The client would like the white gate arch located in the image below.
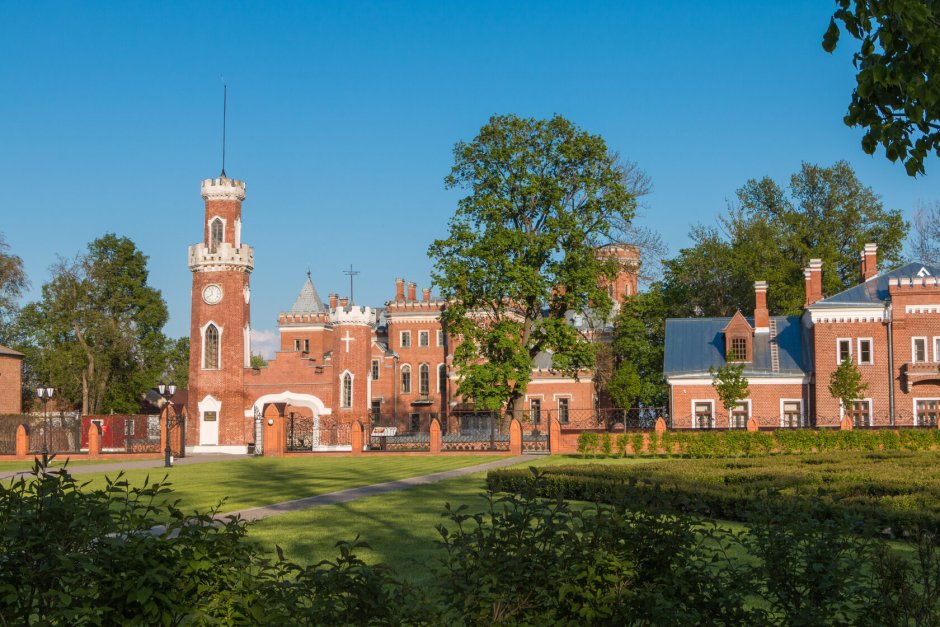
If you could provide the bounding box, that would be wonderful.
[251,391,339,452]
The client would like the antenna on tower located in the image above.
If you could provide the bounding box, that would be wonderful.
[220,76,227,178]
[343,264,360,305]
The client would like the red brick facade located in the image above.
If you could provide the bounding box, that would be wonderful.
[0,347,24,414]
[666,245,940,429]
[186,174,621,453]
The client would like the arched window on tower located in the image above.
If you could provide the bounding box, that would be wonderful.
[438,364,446,393]
[210,218,223,253]
[401,365,411,394]
[419,364,430,396]
[204,324,219,369]
[341,372,352,408]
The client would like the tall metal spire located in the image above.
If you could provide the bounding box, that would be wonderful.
[220,78,227,178]
[343,264,360,305]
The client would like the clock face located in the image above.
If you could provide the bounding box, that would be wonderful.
[203,284,223,305]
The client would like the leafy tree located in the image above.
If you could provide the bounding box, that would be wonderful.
[0,233,27,344]
[908,200,940,266]
[250,353,268,369]
[429,114,637,416]
[823,0,940,175]
[662,162,907,317]
[163,336,190,388]
[828,358,868,414]
[606,290,668,408]
[711,361,750,419]
[16,234,168,414]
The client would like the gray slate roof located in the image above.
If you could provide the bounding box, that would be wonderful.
[664,316,807,377]
[815,262,940,306]
[289,274,327,314]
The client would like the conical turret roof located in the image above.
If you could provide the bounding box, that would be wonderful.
[290,272,327,314]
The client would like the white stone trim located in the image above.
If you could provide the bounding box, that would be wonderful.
[905,304,940,314]
[857,337,874,366]
[667,375,809,386]
[208,215,227,247]
[399,330,412,348]
[339,369,354,408]
[197,395,221,446]
[934,337,940,363]
[385,314,442,323]
[727,398,751,428]
[278,325,330,332]
[200,321,223,370]
[251,391,331,416]
[437,362,445,394]
[913,397,940,427]
[913,336,929,363]
[201,177,246,201]
[779,398,804,428]
[244,325,251,368]
[400,363,412,393]
[836,337,852,364]
[528,376,594,384]
[234,217,242,248]
[809,307,885,323]
[838,398,873,421]
[691,399,715,429]
[187,445,249,455]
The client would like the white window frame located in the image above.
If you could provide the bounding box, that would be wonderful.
[779,398,804,428]
[400,364,412,394]
[340,370,354,408]
[200,321,223,370]
[208,215,227,251]
[913,337,928,363]
[692,399,715,429]
[437,363,446,394]
[418,363,430,396]
[857,338,874,365]
[729,399,751,429]
[934,337,940,363]
[437,329,444,347]
[553,394,572,424]
[836,338,852,364]
[913,398,940,426]
[418,330,430,347]
[371,359,380,380]
[527,394,545,425]
[839,398,873,423]
[400,330,411,348]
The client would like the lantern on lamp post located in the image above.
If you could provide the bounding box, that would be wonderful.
[36,386,54,455]
[158,382,178,468]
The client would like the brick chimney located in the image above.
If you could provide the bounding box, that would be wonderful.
[422,287,431,302]
[329,293,338,309]
[407,282,417,301]
[860,243,878,282]
[753,281,769,333]
[339,296,349,308]
[395,278,404,301]
[804,259,823,307]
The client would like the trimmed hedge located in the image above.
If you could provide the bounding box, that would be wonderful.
[487,451,940,535]
[576,428,940,458]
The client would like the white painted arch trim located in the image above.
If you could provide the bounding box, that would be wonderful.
[251,391,332,416]
[200,320,223,370]
[667,376,809,386]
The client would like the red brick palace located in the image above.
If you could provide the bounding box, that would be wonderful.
[186,174,637,453]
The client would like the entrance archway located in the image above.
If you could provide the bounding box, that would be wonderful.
[251,392,341,453]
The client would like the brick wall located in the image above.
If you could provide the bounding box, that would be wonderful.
[0,354,22,414]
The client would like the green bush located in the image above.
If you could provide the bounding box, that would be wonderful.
[615,433,629,457]
[630,432,645,455]
[576,432,599,457]
[599,432,613,456]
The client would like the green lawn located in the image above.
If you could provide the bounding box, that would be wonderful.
[75,455,509,513]
[0,456,143,471]
[246,454,666,584]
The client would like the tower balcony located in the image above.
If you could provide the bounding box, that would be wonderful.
[189,242,254,272]
[902,362,940,392]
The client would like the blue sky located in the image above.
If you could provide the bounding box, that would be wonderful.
[1,1,936,356]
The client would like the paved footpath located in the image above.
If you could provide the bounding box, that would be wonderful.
[0,453,250,481]
[223,455,529,522]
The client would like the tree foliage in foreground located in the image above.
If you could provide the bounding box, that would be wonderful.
[605,290,668,408]
[829,357,869,414]
[824,0,940,176]
[711,361,750,416]
[661,161,906,317]
[430,114,637,414]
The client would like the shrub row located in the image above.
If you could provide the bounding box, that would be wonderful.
[488,451,940,536]
[575,427,940,458]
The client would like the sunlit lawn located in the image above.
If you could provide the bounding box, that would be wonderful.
[0,456,145,471]
[74,455,509,513]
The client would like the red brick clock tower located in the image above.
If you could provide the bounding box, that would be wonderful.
[187,176,254,453]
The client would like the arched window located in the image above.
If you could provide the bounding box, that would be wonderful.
[401,365,411,394]
[419,364,430,395]
[210,218,223,253]
[341,372,352,408]
[438,364,446,393]
[204,324,219,369]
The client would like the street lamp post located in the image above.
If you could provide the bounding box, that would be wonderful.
[36,386,54,456]
[158,382,178,468]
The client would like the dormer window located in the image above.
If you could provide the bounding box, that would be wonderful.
[729,337,748,362]
[722,311,753,362]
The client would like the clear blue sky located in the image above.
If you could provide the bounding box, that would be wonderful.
[1,1,936,356]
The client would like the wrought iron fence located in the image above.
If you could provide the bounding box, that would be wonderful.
[287,415,352,451]
[29,415,82,454]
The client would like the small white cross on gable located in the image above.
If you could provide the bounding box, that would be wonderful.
[342,330,355,353]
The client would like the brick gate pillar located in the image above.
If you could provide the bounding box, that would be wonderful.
[351,420,364,455]
[509,418,522,455]
[429,418,442,454]
[15,424,29,459]
[87,422,102,458]
[549,418,561,455]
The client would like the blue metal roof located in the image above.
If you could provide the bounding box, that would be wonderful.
[815,262,940,306]
[664,315,807,376]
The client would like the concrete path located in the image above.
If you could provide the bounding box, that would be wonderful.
[223,455,529,522]
[0,453,250,481]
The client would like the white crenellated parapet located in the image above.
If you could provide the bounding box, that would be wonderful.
[330,305,376,327]
[189,242,254,272]
[201,177,246,202]
[890,276,940,288]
